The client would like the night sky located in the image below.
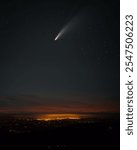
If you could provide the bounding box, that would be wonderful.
[0,0,120,113]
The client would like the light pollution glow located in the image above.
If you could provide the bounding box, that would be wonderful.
[36,114,81,121]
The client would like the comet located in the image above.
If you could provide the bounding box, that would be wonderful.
[55,31,63,41]
[54,26,67,41]
[54,18,77,41]
[54,15,82,41]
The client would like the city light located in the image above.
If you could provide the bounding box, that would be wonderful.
[36,114,81,121]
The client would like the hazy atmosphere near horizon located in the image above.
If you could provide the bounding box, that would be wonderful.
[0,0,120,114]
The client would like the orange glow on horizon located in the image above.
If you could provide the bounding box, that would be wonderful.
[36,114,81,121]
[0,103,119,114]
[0,96,119,114]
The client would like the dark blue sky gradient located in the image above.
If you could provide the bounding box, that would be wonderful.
[0,0,120,113]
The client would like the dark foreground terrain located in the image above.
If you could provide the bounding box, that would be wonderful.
[0,113,119,150]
